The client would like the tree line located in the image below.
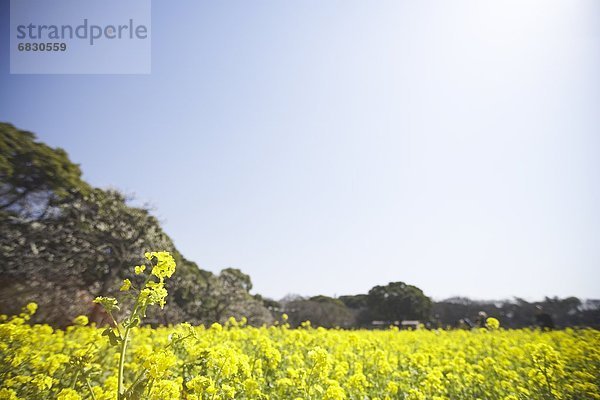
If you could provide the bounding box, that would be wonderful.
[270,290,600,330]
[1,122,598,329]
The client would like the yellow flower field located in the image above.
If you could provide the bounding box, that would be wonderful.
[2,254,598,399]
[1,308,599,400]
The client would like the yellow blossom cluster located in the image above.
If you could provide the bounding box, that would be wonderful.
[145,251,176,282]
[1,307,599,399]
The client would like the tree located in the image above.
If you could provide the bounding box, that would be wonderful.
[282,295,355,328]
[197,268,272,325]
[0,188,191,325]
[339,294,368,309]
[0,122,90,218]
[431,296,598,329]
[367,282,431,322]
[338,294,371,327]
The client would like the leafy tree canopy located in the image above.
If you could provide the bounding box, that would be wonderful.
[0,123,90,217]
[367,281,432,322]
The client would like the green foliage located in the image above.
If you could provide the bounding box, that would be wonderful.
[433,296,600,329]
[174,267,273,326]
[283,295,355,328]
[0,122,90,217]
[367,281,432,322]
[338,294,368,309]
[0,188,179,324]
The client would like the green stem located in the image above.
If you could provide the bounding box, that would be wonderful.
[117,272,154,398]
[84,374,98,400]
[210,359,228,400]
[304,364,316,399]
[118,325,132,398]
[107,310,123,339]
[70,369,80,389]
[146,378,155,397]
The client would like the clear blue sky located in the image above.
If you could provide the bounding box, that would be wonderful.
[1,0,599,301]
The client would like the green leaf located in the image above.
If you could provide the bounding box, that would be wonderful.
[102,327,121,347]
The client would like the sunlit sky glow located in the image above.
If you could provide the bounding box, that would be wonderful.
[1,0,599,300]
